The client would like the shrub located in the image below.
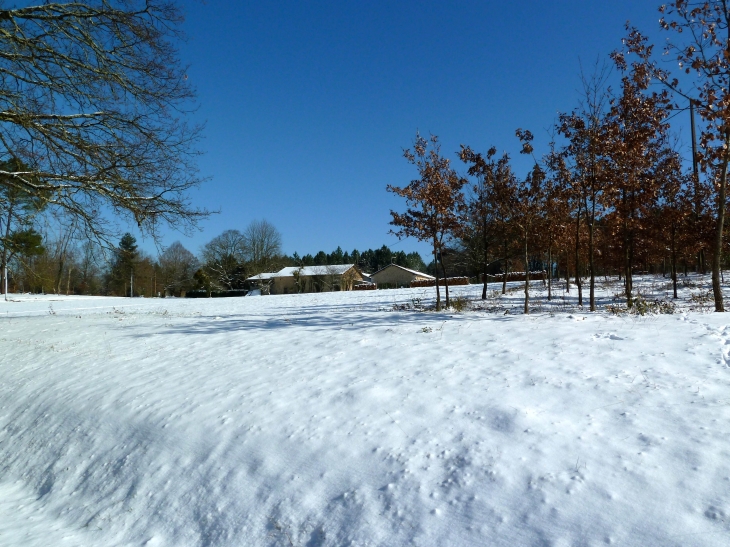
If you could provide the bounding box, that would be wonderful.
[607,294,676,315]
[449,295,470,312]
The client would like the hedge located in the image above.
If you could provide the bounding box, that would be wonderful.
[186,289,248,298]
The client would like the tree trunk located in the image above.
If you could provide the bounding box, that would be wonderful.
[481,216,488,300]
[588,214,596,311]
[523,229,529,314]
[433,239,441,311]
[1,204,13,296]
[501,231,508,294]
[671,224,678,299]
[439,253,450,308]
[502,261,508,294]
[700,248,706,275]
[56,256,65,295]
[575,211,582,306]
[712,147,729,312]
[624,223,633,308]
[547,245,552,301]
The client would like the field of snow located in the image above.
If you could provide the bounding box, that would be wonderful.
[1,276,730,546]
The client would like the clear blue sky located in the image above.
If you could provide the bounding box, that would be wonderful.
[148,0,671,260]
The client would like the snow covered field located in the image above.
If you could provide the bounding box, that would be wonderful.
[1,277,730,546]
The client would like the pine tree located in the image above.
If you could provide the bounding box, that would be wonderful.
[107,233,138,296]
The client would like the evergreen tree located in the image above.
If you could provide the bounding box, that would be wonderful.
[350,249,362,269]
[0,158,45,294]
[329,246,344,263]
[107,233,138,296]
[405,252,426,272]
[313,251,327,265]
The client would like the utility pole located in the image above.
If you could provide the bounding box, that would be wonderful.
[3,263,7,301]
[130,270,134,298]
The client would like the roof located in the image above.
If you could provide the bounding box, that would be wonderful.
[371,263,435,280]
[276,265,355,277]
[246,264,357,282]
[246,272,278,281]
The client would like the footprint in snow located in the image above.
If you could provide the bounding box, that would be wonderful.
[592,333,624,341]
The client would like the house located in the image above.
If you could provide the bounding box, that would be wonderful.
[244,272,279,295]
[245,264,364,295]
[369,264,434,288]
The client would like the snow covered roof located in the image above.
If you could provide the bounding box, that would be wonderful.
[371,263,434,279]
[275,265,355,277]
[246,272,278,281]
[247,264,357,282]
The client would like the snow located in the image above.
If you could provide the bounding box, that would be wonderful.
[1,277,730,546]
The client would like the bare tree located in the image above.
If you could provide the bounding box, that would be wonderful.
[0,1,207,243]
[201,230,246,290]
[49,217,78,295]
[159,241,198,295]
[243,219,282,275]
[77,239,103,294]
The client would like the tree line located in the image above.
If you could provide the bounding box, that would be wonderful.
[389,2,730,313]
[1,212,428,296]
[288,246,426,274]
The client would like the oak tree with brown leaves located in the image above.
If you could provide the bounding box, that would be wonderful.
[620,0,730,311]
[458,145,513,299]
[604,52,671,307]
[388,133,466,310]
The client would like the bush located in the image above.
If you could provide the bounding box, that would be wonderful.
[449,295,470,312]
[606,294,676,315]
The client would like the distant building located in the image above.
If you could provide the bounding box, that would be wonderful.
[246,265,364,295]
[369,264,434,288]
